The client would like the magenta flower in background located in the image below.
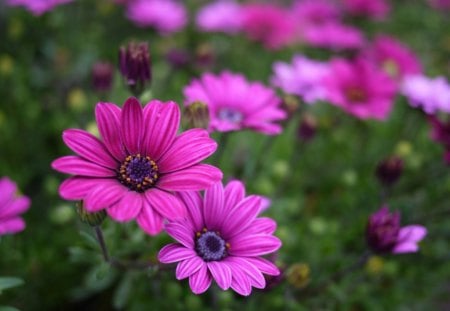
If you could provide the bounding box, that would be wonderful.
[292,0,341,26]
[52,97,222,235]
[366,206,427,254]
[196,0,243,34]
[302,22,365,50]
[6,0,72,15]
[125,0,187,35]
[401,75,450,114]
[240,3,298,50]
[342,0,390,20]
[0,177,30,236]
[323,57,397,120]
[271,55,330,104]
[427,0,450,10]
[428,115,450,164]
[183,71,286,135]
[363,35,422,80]
[158,181,281,295]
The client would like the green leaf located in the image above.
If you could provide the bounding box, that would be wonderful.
[113,273,133,309]
[0,277,24,294]
[0,306,21,311]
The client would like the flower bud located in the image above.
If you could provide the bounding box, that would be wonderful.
[298,113,317,142]
[375,155,403,186]
[183,101,210,130]
[76,201,107,226]
[165,48,190,69]
[286,263,310,289]
[119,42,151,95]
[366,206,400,253]
[92,61,114,92]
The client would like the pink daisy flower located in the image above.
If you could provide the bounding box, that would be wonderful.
[342,0,390,20]
[323,57,397,120]
[0,177,30,236]
[363,35,422,80]
[240,3,298,50]
[125,0,187,35]
[183,71,287,135]
[6,0,72,16]
[271,54,330,104]
[292,0,341,28]
[366,206,427,254]
[158,181,281,295]
[302,22,365,50]
[196,0,243,34]
[52,97,222,235]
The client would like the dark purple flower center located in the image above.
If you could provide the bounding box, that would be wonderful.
[117,154,158,192]
[218,108,243,124]
[195,229,229,262]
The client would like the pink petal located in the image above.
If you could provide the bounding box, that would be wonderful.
[207,261,232,290]
[62,129,117,169]
[158,243,196,263]
[221,195,262,238]
[0,178,16,206]
[245,257,280,276]
[157,164,223,191]
[83,180,124,212]
[226,257,265,289]
[176,256,204,280]
[229,265,252,296]
[203,182,224,231]
[107,191,143,222]
[0,197,30,219]
[143,101,180,160]
[243,218,277,235]
[189,264,212,294]
[52,156,116,177]
[177,191,204,232]
[0,218,25,235]
[137,205,164,235]
[121,97,143,155]
[58,177,112,200]
[223,180,245,214]
[158,129,217,173]
[95,102,127,161]
[165,221,195,248]
[229,234,281,257]
[144,188,186,221]
[393,225,427,254]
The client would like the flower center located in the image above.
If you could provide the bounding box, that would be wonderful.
[117,154,158,192]
[195,229,229,262]
[345,87,367,103]
[218,108,243,124]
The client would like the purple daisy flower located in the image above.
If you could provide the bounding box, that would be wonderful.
[6,0,72,16]
[158,180,281,296]
[183,71,287,135]
[0,177,30,236]
[52,97,222,235]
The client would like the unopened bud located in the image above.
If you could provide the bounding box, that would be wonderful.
[183,101,210,130]
[298,114,317,142]
[92,61,114,92]
[76,201,107,226]
[375,156,403,186]
[119,42,151,96]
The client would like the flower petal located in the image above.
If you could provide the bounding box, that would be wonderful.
[229,234,281,257]
[158,244,196,263]
[221,195,262,238]
[229,264,252,296]
[189,264,212,294]
[157,164,222,191]
[58,177,111,200]
[0,178,16,206]
[245,257,280,276]
[177,191,204,232]
[176,256,204,280]
[52,156,116,177]
[83,180,124,212]
[223,180,245,213]
[95,102,127,160]
[0,197,30,219]
[226,257,265,289]
[243,217,277,235]
[207,261,232,290]
[393,225,427,254]
[121,97,143,154]
[203,181,224,231]
[143,101,180,160]
[158,129,217,173]
[62,129,117,169]
[0,218,25,235]
[165,221,194,248]
[144,188,186,221]
[137,205,164,235]
[107,191,143,222]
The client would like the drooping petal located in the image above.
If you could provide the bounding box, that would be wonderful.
[144,188,186,221]
[245,257,280,276]
[143,101,180,160]
[62,129,117,169]
[0,218,25,235]
[226,257,265,289]
[58,177,112,200]
[52,156,116,177]
[158,129,217,173]
[137,205,164,235]
[158,243,196,263]
[223,180,245,213]
[95,102,127,160]
[107,191,143,222]
[228,234,282,257]
[221,195,262,238]
[165,221,195,248]
[189,264,212,294]
[83,180,125,212]
[207,261,232,290]
[203,181,224,230]
[176,256,204,280]
[177,191,204,232]
[157,164,223,191]
[121,97,143,154]
[229,264,252,296]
